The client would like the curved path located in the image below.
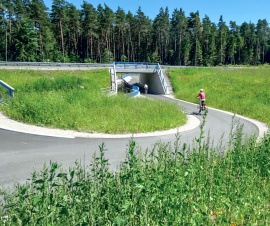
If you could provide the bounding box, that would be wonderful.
[0,94,268,189]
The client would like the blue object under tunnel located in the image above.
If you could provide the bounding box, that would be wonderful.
[122,74,140,97]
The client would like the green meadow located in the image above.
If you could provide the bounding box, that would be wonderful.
[0,69,186,133]
[168,67,270,125]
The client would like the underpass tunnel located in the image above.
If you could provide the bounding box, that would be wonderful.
[118,72,166,95]
[139,72,165,94]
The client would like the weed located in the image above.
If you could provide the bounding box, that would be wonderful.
[1,122,270,224]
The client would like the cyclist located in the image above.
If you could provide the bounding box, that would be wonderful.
[196,89,206,110]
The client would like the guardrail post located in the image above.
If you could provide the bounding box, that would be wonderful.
[0,80,15,98]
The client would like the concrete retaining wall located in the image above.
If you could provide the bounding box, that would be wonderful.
[139,72,165,94]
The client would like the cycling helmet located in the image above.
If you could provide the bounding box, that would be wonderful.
[200,89,203,92]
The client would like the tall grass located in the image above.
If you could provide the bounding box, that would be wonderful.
[1,115,270,225]
[168,68,270,125]
[0,69,186,133]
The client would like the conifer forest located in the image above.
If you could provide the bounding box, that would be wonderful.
[0,0,270,66]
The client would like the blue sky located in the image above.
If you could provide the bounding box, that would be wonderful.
[43,0,270,25]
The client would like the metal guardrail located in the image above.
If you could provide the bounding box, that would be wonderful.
[0,62,242,70]
[0,62,111,68]
[114,62,158,70]
[0,80,14,98]
[156,64,167,94]
[113,64,117,93]
[100,87,111,95]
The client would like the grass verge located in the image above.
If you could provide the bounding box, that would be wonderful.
[168,67,270,126]
[0,69,186,133]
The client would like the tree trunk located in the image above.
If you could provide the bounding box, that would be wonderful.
[178,32,182,66]
[174,34,176,52]
[195,39,197,66]
[40,32,44,61]
[127,32,130,62]
[138,31,141,62]
[5,27,7,62]
[90,35,93,62]
[9,14,11,43]
[59,19,65,63]
[113,31,115,61]
[39,24,44,61]
[238,46,241,64]
[256,39,261,63]
[73,25,77,55]
[220,36,222,64]
[86,38,89,59]
[122,30,125,58]
[262,44,265,64]
[160,32,163,64]
[233,46,235,65]
[98,40,101,63]
[106,34,108,50]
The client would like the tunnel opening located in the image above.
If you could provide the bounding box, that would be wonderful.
[117,72,165,95]
[111,62,170,96]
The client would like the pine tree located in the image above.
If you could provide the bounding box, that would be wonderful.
[115,7,126,61]
[67,3,80,60]
[51,0,68,62]
[188,11,202,66]
[202,15,213,66]
[135,7,151,62]
[81,1,98,62]
[126,11,135,62]
[29,0,50,61]
[170,8,187,65]
[12,18,38,61]
[0,0,8,61]
[240,22,256,64]
[182,34,191,65]
[217,16,228,65]
[97,4,114,62]
[153,7,170,64]
[228,21,238,65]
[256,19,269,64]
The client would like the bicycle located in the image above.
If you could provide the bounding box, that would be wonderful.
[197,100,206,114]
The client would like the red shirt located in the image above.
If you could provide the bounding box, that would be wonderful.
[198,92,205,99]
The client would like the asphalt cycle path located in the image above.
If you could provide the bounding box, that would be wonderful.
[0,95,263,189]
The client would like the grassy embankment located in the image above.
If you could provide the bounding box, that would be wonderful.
[168,67,270,125]
[0,69,186,133]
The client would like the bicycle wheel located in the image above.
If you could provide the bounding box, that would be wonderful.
[204,104,207,111]
[198,104,201,113]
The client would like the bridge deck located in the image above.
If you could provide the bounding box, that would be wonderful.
[115,69,155,73]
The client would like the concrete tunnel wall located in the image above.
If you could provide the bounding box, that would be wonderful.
[139,72,165,94]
